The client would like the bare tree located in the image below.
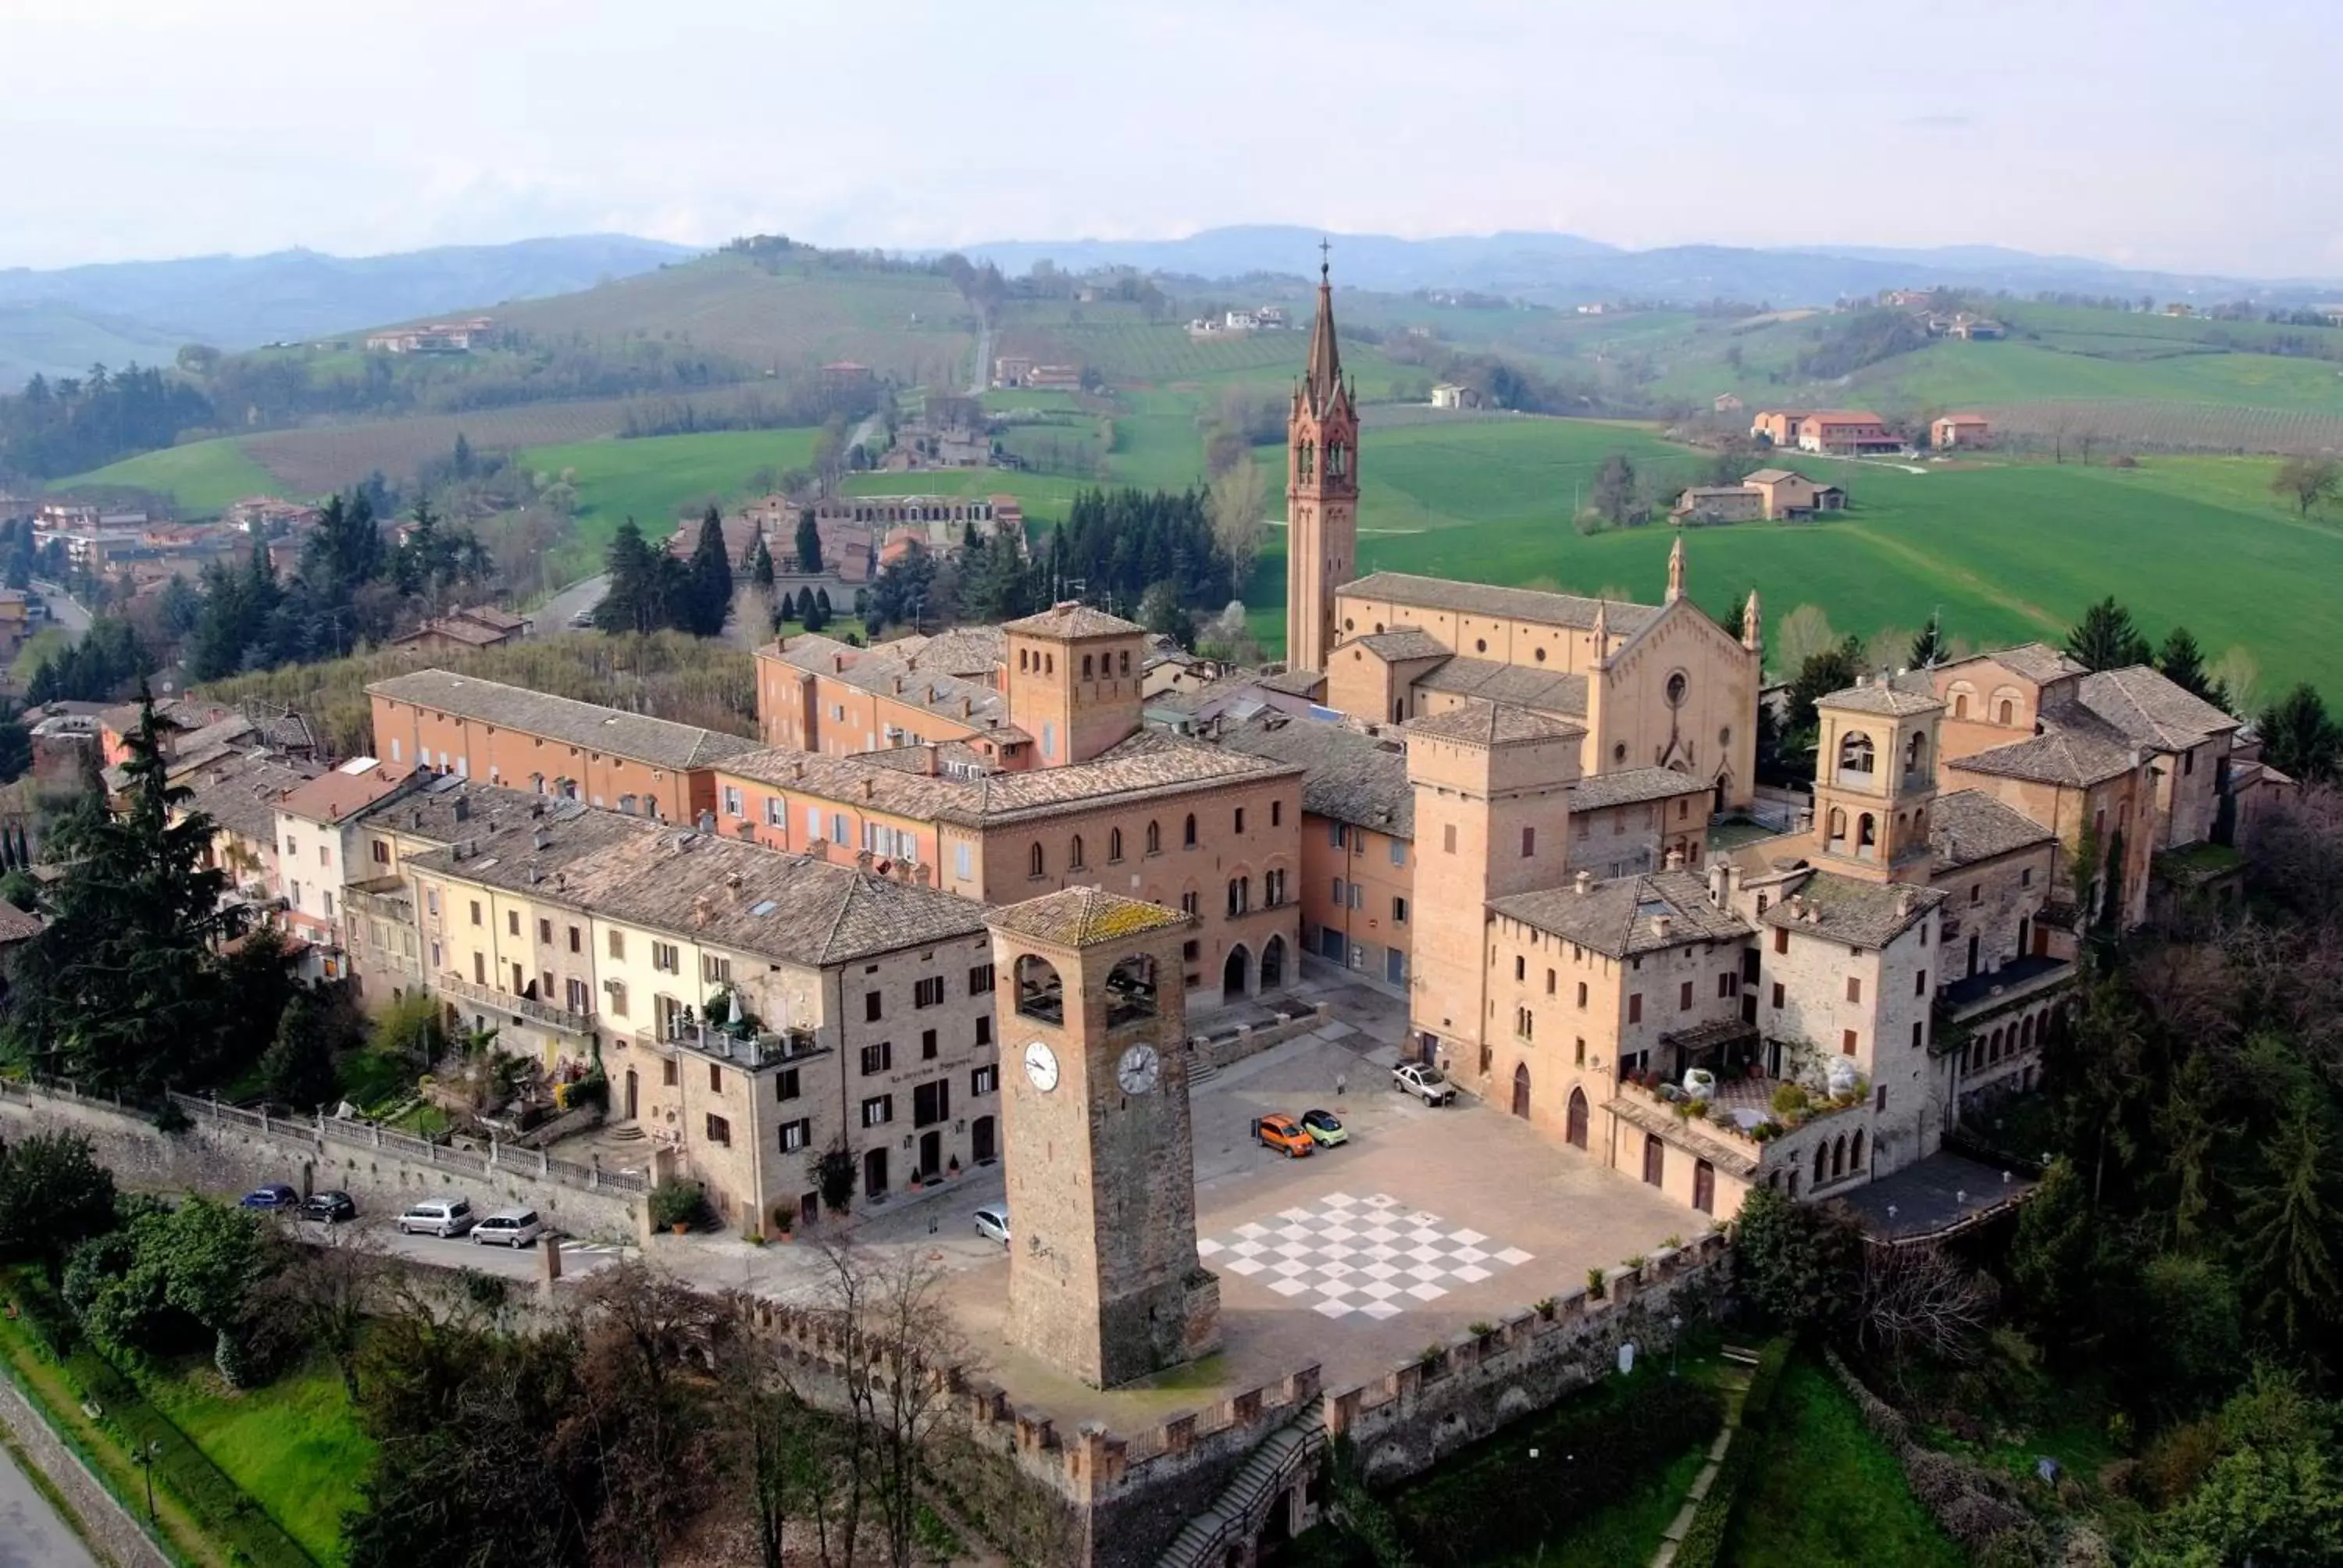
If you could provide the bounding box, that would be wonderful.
[253,1227,390,1399]
[577,1263,731,1568]
[2272,453,2343,517]
[2210,644,2261,719]
[718,1294,843,1568]
[1775,604,1839,671]
[1856,1241,1997,1370]
[1209,460,1269,590]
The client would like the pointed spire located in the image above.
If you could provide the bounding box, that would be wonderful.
[1742,588,1763,652]
[1303,239,1343,415]
[1591,598,1612,669]
[1666,534,1685,604]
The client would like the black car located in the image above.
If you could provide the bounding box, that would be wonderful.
[300,1190,357,1224]
[239,1182,299,1210]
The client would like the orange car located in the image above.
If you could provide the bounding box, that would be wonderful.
[1255,1114,1314,1158]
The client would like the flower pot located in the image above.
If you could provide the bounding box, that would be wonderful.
[670,1221,688,1236]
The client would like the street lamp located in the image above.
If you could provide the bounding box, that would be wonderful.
[132,1438,162,1520]
[1670,1314,1683,1377]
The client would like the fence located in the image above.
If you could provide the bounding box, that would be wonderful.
[169,1092,651,1197]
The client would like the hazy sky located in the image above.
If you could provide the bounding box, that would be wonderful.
[6,0,2339,276]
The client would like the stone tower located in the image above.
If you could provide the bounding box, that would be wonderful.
[1810,679,1945,882]
[1285,251,1358,675]
[988,887,1220,1388]
[1002,601,1147,768]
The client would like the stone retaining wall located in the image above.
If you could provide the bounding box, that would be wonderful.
[0,1373,172,1568]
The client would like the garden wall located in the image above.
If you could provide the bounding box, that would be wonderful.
[0,1081,644,1243]
[0,1373,173,1568]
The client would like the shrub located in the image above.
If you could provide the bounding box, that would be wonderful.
[1656,1336,1790,1568]
[648,1178,708,1231]
[1771,1082,1811,1117]
[1587,1267,1607,1299]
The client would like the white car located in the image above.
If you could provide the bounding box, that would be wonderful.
[1393,1062,1457,1106]
[398,1196,476,1238]
[973,1206,1010,1245]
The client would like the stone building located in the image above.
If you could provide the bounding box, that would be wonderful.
[1285,256,1358,675]
[272,758,418,980]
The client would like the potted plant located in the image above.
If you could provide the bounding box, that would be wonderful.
[947,1154,961,1179]
[773,1207,796,1243]
[649,1178,707,1235]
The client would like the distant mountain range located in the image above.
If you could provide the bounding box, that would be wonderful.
[0,234,698,387]
[950,224,2343,308]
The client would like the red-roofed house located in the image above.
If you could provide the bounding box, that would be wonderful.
[273,758,417,975]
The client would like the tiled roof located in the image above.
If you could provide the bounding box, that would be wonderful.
[1490,868,1749,959]
[1820,677,1943,718]
[1929,789,2056,871]
[1413,657,1589,718]
[0,900,40,944]
[406,814,988,968]
[1743,468,1800,484]
[1254,666,1325,698]
[276,761,412,826]
[1214,716,1414,839]
[177,755,324,846]
[1407,701,1584,747]
[761,636,1007,729]
[2075,668,2238,751]
[1947,642,2085,685]
[1352,629,1452,662]
[987,886,1190,949]
[1567,767,1712,812]
[1762,870,1945,949]
[1951,706,2142,789]
[368,670,758,770]
[720,729,1295,829]
[1341,572,1660,636]
[1003,602,1146,640]
[892,625,1005,679]
[351,774,580,844]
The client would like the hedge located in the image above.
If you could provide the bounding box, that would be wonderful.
[1393,1372,1723,1567]
[1671,1337,1792,1568]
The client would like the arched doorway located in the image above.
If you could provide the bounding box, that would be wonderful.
[1511,1063,1531,1120]
[1260,933,1286,990]
[1566,1088,1589,1149]
[971,1115,996,1164]
[1222,944,1251,1001]
[863,1146,889,1199]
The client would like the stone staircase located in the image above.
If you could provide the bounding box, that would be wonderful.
[1649,1345,1761,1568]
[1155,1413,1326,1567]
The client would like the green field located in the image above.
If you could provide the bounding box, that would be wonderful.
[52,437,282,515]
[1236,415,2343,701]
[518,428,822,572]
[1730,1361,1961,1568]
[137,1351,373,1564]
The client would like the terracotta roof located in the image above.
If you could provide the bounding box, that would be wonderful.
[1945,642,2085,685]
[1490,868,1749,959]
[1743,468,1801,484]
[1819,677,1943,718]
[1214,716,1414,839]
[276,761,412,825]
[1930,789,2056,871]
[2075,668,2238,751]
[1950,707,2142,789]
[1761,870,1945,949]
[368,670,758,771]
[1413,657,1589,718]
[393,615,512,648]
[1341,572,1660,636]
[351,774,587,844]
[761,636,1007,729]
[406,816,988,968]
[987,886,1190,949]
[1407,701,1584,747]
[891,625,1006,679]
[0,901,41,944]
[1567,767,1712,812]
[1003,602,1146,640]
[1351,629,1452,662]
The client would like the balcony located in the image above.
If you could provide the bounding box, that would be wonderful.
[1938,953,2074,1026]
[436,971,597,1036]
[1614,1064,1870,1179]
[638,1019,822,1071]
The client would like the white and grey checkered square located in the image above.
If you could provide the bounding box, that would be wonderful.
[1195,1192,1535,1321]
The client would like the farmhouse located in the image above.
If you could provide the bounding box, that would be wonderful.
[1669,467,1844,525]
[1670,486,1766,524]
[363,315,493,354]
[1748,408,1810,445]
[389,604,530,654]
[1931,414,1992,448]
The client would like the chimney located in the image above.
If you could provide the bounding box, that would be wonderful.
[527,861,543,885]
[1652,913,1673,941]
[1664,846,1685,871]
[453,797,470,823]
[697,810,716,833]
[855,849,875,873]
[693,893,713,928]
[790,761,804,780]
[1895,888,1915,919]
[861,779,875,800]
[1574,869,1593,896]
[1855,672,1870,688]
[725,871,743,889]
[531,827,551,851]
[1706,861,1729,905]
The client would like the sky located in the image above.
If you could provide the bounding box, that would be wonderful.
[5,0,2340,277]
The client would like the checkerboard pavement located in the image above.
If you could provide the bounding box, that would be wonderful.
[1195,1191,1535,1321]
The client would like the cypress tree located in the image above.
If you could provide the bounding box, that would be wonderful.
[687,506,733,637]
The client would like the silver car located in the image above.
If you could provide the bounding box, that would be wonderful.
[398,1196,476,1238]
[973,1206,1010,1245]
[472,1207,546,1248]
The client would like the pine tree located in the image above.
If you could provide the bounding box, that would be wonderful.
[795,509,824,576]
[2156,625,2226,707]
[2065,597,2152,672]
[2258,684,2342,783]
[2236,1095,2343,1352]
[1908,613,1945,669]
[687,506,733,637]
[595,519,663,635]
[776,588,797,623]
[749,536,775,589]
[801,593,829,633]
[815,587,833,616]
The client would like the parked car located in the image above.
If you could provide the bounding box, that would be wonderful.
[1392,1063,1457,1106]
[973,1206,1011,1245]
[1300,1108,1349,1147]
[300,1190,357,1224]
[239,1183,299,1210]
[568,609,596,629]
[1254,1114,1314,1158]
[471,1208,544,1248]
[398,1196,477,1238]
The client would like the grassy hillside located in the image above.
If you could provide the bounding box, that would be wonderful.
[51,436,281,513]
[518,427,822,573]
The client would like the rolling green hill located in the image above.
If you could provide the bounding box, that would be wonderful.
[51,437,283,514]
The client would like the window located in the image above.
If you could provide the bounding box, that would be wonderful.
[708,1062,724,1092]
[1679,981,1694,1011]
[864,992,883,1022]
[861,1041,893,1075]
[975,1015,992,1046]
[1146,821,1161,854]
[704,1114,731,1147]
[1774,927,1788,955]
[968,963,996,995]
[1717,972,1735,998]
[472,951,486,984]
[1842,1028,1858,1055]
[652,942,680,975]
[608,981,629,1017]
[779,1118,810,1153]
[1443,823,1457,854]
[1183,814,1197,848]
[1068,835,1086,871]
[1180,890,1199,917]
[566,925,582,953]
[922,1028,938,1060]
[1227,877,1250,916]
[1029,843,1045,878]
[2020,867,2033,887]
[915,976,946,1009]
[722,786,744,818]
[607,928,627,960]
[566,978,590,1014]
[1914,968,1928,996]
[806,806,822,842]
[1628,993,1642,1024]
[1332,876,1346,906]
[971,1064,998,1096]
[1846,975,1861,1003]
[469,900,483,926]
[372,839,390,866]
[1875,1084,1888,1112]
[1271,800,1282,827]
[508,910,520,937]
[1234,807,1246,834]
[662,1057,678,1087]
[913,1080,951,1128]
[1328,821,1348,849]
[775,1068,801,1102]
[1771,982,1785,1010]
[702,954,733,985]
[831,813,848,846]
[1389,839,1406,867]
[1108,829,1124,862]
[1521,825,1535,857]
[1514,955,1526,982]
[1911,1021,1925,1049]
[1264,868,1287,907]
[1515,1007,1534,1039]
[765,796,785,827]
[1576,981,1589,1007]
[861,1095,893,1128]
[1393,896,1408,924]
[1970,882,1981,905]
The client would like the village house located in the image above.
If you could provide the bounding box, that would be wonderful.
[388,604,531,654]
[364,316,493,354]
[366,669,760,823]
[273,758,418,980]
[1931,414,1992,449]
[1793,411,1903,456]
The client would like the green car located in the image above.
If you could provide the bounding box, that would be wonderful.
[1300,1108,1349,1147]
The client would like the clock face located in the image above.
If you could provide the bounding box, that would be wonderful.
[1022,1040,1060,1092]
[1117,1044,1161,1096]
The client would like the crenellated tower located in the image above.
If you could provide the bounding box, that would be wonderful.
[1286,248,1358,675]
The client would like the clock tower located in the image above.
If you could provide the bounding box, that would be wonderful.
[1285,246,1358,675]
[987,887,1220,1388]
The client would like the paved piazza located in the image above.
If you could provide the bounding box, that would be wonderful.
[1200,1192,1535,1320]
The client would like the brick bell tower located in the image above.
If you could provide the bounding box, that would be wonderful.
[988,887,1220,1388]
[1286,244,1358,675]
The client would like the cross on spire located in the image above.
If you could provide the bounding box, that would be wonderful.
[1319,236,1331,283]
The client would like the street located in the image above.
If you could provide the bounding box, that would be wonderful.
[0,1439,100,1568]
[529,573,607,638]
[363,1217,632,1284]
[29,581,89,636]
